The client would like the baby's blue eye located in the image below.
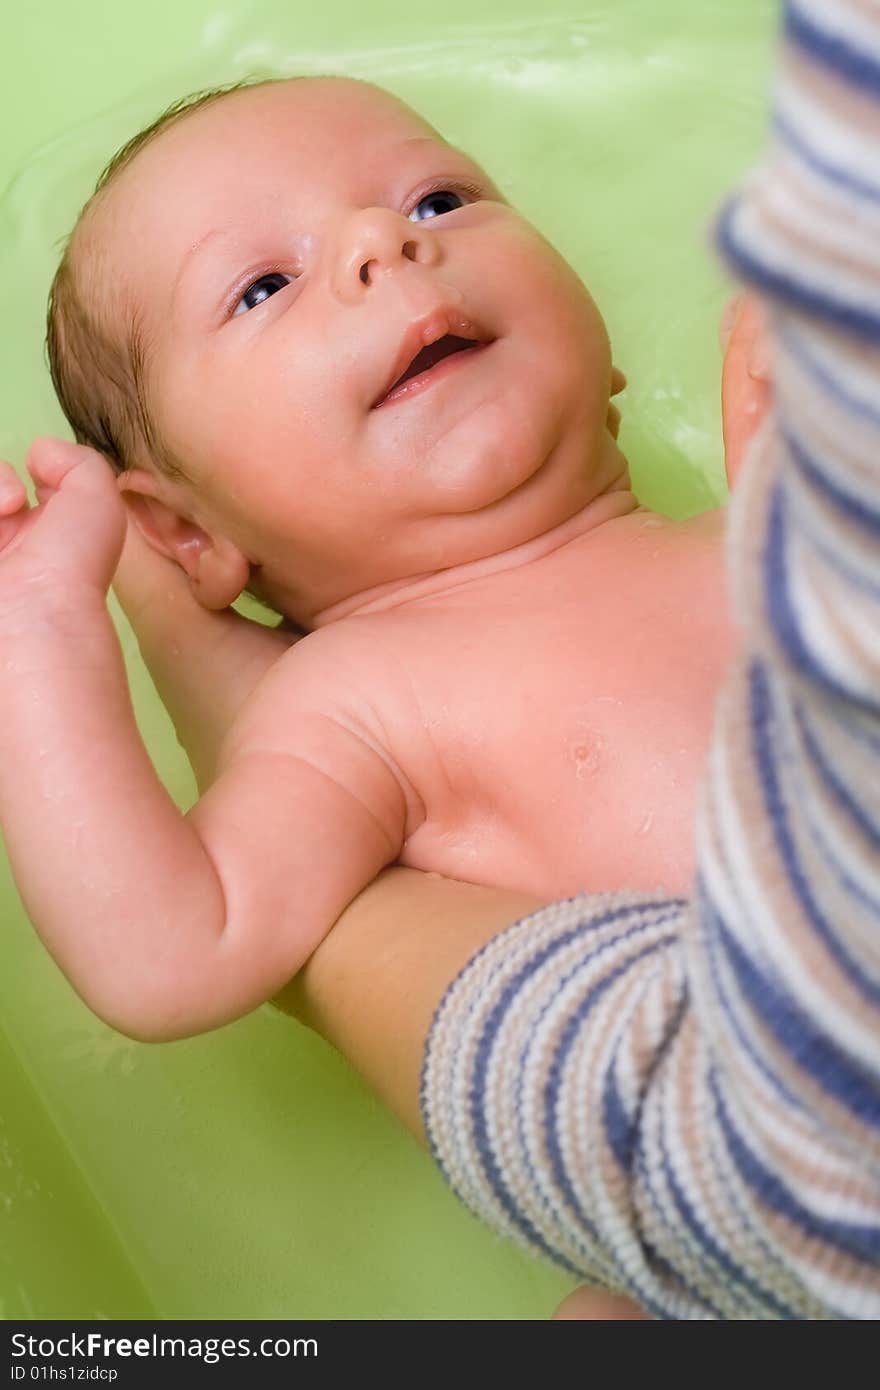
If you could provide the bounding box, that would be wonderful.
[233,272,292,317]
[408,189,466,222]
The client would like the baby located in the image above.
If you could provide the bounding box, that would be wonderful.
[0,75,765,1042]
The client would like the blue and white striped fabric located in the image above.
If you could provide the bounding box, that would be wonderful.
[420,0,880,1319]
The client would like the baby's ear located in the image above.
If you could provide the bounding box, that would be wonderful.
[117,469,250,610]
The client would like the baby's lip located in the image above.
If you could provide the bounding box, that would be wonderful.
[370,307,494,410]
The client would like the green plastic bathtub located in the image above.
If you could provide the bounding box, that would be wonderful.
[0,0,775,1319]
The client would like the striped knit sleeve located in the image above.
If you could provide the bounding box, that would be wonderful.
[420,0,880,1319]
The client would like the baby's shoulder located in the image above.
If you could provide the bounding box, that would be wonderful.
[222,614,406,758]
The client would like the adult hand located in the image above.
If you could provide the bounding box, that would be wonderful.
[719,292,772,488]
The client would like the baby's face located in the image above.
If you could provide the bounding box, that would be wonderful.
[100,77,619,623]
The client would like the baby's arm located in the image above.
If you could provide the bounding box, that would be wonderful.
[0,440,406,1042]
[112,518,298,791]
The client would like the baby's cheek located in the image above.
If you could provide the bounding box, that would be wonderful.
[532,257,612,417]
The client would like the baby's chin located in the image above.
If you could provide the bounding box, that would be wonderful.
[424,403,623,524]
[415,437,548,518]
[382,428,631,578]
[388,382,571,515]
[250,410,627,624]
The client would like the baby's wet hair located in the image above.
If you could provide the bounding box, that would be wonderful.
[45,74,300,481]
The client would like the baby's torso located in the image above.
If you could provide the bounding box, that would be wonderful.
[321,507,734,899]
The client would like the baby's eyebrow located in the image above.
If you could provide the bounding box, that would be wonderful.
[171,226,231,308]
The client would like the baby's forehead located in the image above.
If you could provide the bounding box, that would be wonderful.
[158,77,442,166]
[261,75,438,131]
[96,77,449,239]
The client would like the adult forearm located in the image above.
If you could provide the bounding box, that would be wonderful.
[272,866,543,1144]
[0,604,226,1033]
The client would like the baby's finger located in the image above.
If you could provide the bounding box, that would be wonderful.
[26,436,107,494]
[0,461,28,516]
[23,436,124,578]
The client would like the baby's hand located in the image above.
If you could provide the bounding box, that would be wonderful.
[0,438,124,629]
[719,292,773,489]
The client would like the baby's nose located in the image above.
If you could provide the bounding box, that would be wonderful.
[331,206,442,303]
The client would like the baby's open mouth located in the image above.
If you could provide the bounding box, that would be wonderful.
[372,333,491,409]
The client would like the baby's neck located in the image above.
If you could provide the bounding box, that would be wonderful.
[310,483,640,629]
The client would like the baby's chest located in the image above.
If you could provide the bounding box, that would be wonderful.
[401,608,697,799]
[381,583,731,895]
